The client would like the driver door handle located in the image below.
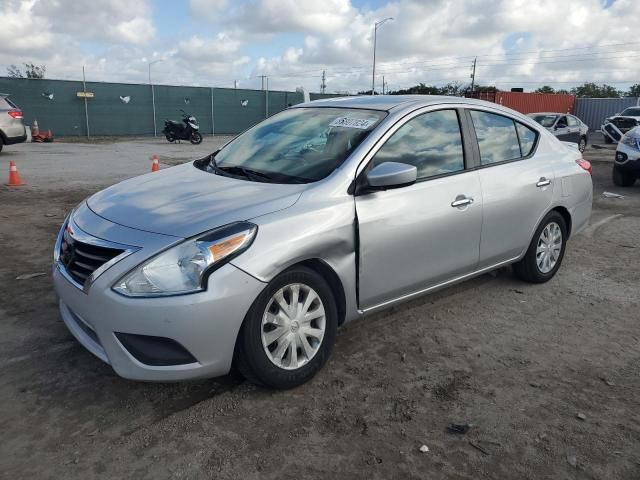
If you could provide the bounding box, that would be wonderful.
[536,177,551,187]
[451,195,474,208]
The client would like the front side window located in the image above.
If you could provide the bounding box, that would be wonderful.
[369,109,465,180]
[470,110,521,165]
[556,116,568,128]
[211,107,386,183]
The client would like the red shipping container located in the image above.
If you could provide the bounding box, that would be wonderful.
[494,92,576,115]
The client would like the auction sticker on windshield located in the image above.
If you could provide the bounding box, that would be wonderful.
[329,117,376,129]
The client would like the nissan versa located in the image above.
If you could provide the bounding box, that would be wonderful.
[53,96,593,389]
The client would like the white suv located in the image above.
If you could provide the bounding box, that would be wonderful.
[0,94,27,153]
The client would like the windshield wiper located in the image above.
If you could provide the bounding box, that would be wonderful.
[217,165,276,183]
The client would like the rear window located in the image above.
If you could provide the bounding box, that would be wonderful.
[0,96,18,109]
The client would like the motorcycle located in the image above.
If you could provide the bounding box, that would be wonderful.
[162,110,203,144]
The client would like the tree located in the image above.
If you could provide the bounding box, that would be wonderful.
[534,86,555,94]
[6,65,23,78]
[570,82,620,98]
[625,84,640,97]
[6,63,46,79]
[24,63,46,79]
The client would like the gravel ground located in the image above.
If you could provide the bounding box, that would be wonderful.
[0,134,639,479]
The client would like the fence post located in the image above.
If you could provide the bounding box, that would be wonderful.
[210,88,215,137]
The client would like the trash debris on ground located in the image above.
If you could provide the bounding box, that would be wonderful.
[447,423,472,434]
[468,440,490,456]
[419,445,429,453]
[566,449,578,468]
[600,377,615,387]
[16,272,47,280]
[44,213,57,217]
[576,413,587,421]
[602,192,625,199]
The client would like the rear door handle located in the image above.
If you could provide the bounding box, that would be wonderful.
[451,195,474,208]
[536,177,551,187]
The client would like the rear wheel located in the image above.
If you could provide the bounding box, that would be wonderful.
[513,211,567,283]
[0,139,3,153]
[190,132,203,145]
[165,134,175,143]
[235,266,338,389]
[612,165,636,187]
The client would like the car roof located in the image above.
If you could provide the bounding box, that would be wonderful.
[293,94,505,112]
[527,112,566,116]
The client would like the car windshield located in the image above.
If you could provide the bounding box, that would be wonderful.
[621,107,640,116]
[531,115,558,127]
[209,107,386,183]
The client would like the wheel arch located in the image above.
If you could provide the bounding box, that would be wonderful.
[295,258,347,326]
[551,205,572,239]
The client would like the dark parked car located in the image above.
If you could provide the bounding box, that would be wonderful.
[602,107,640,144]
[528,113,589,152]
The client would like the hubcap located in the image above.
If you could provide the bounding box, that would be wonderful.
[261,283,326,370]
[536,222,562,274]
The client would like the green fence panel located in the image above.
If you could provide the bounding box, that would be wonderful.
[0,77,341,136]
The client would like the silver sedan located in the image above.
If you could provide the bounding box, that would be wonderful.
[53,96,593,389]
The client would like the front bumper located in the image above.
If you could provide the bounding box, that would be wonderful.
[53,205,266,381]
[615,143,640,173]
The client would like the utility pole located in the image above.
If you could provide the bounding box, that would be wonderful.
[148,59,164,136]
[258,75,268,90]
[371,17,393,95]
[82,65,90,139]
[321,70,326,94]
[382,75,385,94]
[470,57,477,93]
[234,80,238,89]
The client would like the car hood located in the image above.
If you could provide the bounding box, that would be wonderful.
[87,162,306,238]
[607,115,640,121]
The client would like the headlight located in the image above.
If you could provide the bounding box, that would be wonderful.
[621,134,640,151]
[113,222,257,297]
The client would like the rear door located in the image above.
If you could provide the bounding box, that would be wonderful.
[355,108,483,309]
[566,115,582,144]
[467,109,554,267]
[553,115,573,142]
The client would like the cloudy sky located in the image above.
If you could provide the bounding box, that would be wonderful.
[0,0,638,93]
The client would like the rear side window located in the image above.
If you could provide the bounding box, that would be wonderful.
[567,116,579,127]
[516,123,537,157]
[470,111,521,165]
[0,97,12,109]
[370,109,465,180]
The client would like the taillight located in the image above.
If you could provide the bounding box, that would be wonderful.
[7,110,23,119]
[576,159,592,175]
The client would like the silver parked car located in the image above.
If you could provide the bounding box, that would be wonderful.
[53,96,593,389]
[0,93,27,153]
[528,112,589,153]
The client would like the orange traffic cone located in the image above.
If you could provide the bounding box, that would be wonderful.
[151,154,159,172]
[7,161,24,186]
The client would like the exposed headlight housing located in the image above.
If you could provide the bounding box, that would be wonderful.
[113,222,257,297]
[621,131,640,151]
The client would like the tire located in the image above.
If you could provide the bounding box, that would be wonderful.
[235,266,338,389]
[190,132,203,145]
[612,165,636,187]
[513,211,567,284]
[578,136,587,153]
[165,134,175,143]
[0,139,3,154]
[604,134,613,144]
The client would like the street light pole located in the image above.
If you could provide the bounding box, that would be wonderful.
[371,17,393,95]
[148,59,163,136]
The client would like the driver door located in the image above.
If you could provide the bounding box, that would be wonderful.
[355,108,482,309]
[553,115,573,142]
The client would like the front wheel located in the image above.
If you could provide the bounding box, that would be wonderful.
[612,165,636,187]
[190,132,203,144]
[235,266,338,389]
[578,136,587,153]
[513,211,567,283]
[604,134,613,144]
[165,134,175,143]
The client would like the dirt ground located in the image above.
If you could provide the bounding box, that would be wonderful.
[0,135,639,479]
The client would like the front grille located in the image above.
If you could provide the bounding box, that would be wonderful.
[611,118,639,130]
[59,228,123,286]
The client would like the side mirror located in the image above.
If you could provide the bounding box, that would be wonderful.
[615,112,621,116]
[365,162,417,190]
